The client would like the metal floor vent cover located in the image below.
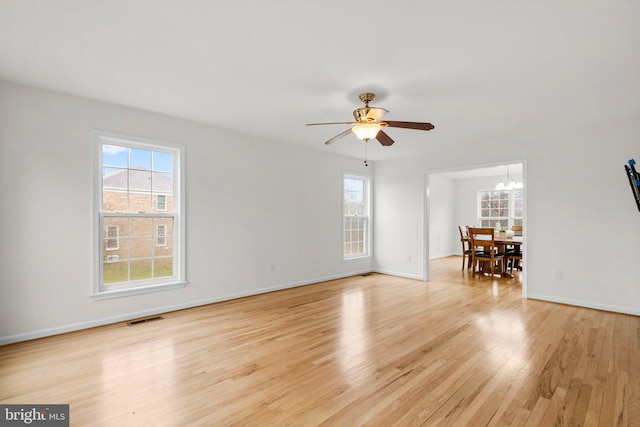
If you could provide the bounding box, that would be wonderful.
[127,316,164,326]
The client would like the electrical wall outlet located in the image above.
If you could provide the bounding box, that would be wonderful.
[553,270,563,280]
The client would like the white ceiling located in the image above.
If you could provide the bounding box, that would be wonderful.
[436,163,522,180]
[1,1,639,162]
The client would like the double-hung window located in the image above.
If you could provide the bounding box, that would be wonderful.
[343,174,371,259]
[478,189,523,228]
[94,132,185,299]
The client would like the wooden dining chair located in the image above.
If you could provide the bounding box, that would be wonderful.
[505,249,523,275]
[507,225,523,271]
[458,225,473,271]
[468,227,504,277]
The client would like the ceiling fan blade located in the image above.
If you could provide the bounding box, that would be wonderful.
[384,121,435,131]
[324,129,352,145]
[375,130,394,146]
[306,122,354,126]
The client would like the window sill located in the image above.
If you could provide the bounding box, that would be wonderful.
[343,255,371,263]
[91,281,187,301]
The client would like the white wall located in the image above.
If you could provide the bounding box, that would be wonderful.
[373,156,425,280]
[0,81,373,343]
[374,119,640,315]
[428,174,455,259]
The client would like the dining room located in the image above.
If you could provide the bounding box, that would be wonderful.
[426,162,526,288]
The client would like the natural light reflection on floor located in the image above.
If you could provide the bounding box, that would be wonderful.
[339,289,372,386]
[99,338,176,420]
[491,282,499,297]
[473,310,529,373]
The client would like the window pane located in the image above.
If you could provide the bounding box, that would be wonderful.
[156,237,173,254]
[104,217,128,245]
[154,257,173,278]
[130,148,151,170]
[102,144,128,167]
[153,151,173,173]
[103,261,129,284]
[130,259,152,281]
[103,168,128,212]
[130,218,152,237]
[151,172,173,212]
[130,237,153,258]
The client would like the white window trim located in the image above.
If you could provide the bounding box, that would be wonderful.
[343,173,372,261]
[92,131,187,300]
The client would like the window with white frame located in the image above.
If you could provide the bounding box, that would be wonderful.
[105,225,119,250]
[157,194,167,211]
[157,224,167,247]
[478,188,523,228]
[94,132,185,299]
[344,174,370,259]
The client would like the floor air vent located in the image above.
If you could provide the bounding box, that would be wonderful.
[127,316,164,326]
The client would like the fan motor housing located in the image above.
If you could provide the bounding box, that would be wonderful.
[353,106,387,123]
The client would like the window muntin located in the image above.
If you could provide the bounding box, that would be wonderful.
[344,175,370,259]
[478,189,523,228]
[95,132,184,297]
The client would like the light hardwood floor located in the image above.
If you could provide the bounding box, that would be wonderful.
[1,257,638,426]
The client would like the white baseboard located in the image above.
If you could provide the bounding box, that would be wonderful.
[0,270,373,346]
[429,252,457,260]
[373,268,424,281]
[526,293,640,317]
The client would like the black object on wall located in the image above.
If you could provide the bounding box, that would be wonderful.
[624,159,640,212]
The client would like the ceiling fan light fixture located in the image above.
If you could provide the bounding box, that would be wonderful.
[352,123,381,141]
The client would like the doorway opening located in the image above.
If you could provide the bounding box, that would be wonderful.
[423,160,527,298]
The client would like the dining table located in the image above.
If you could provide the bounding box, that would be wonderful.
[465,232,523,278]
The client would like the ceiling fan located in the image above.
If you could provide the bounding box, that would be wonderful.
[306,92,435,147]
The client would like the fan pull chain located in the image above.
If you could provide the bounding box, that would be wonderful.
[364,141,368,167]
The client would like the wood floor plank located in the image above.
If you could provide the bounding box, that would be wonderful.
[0,256,638,426]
